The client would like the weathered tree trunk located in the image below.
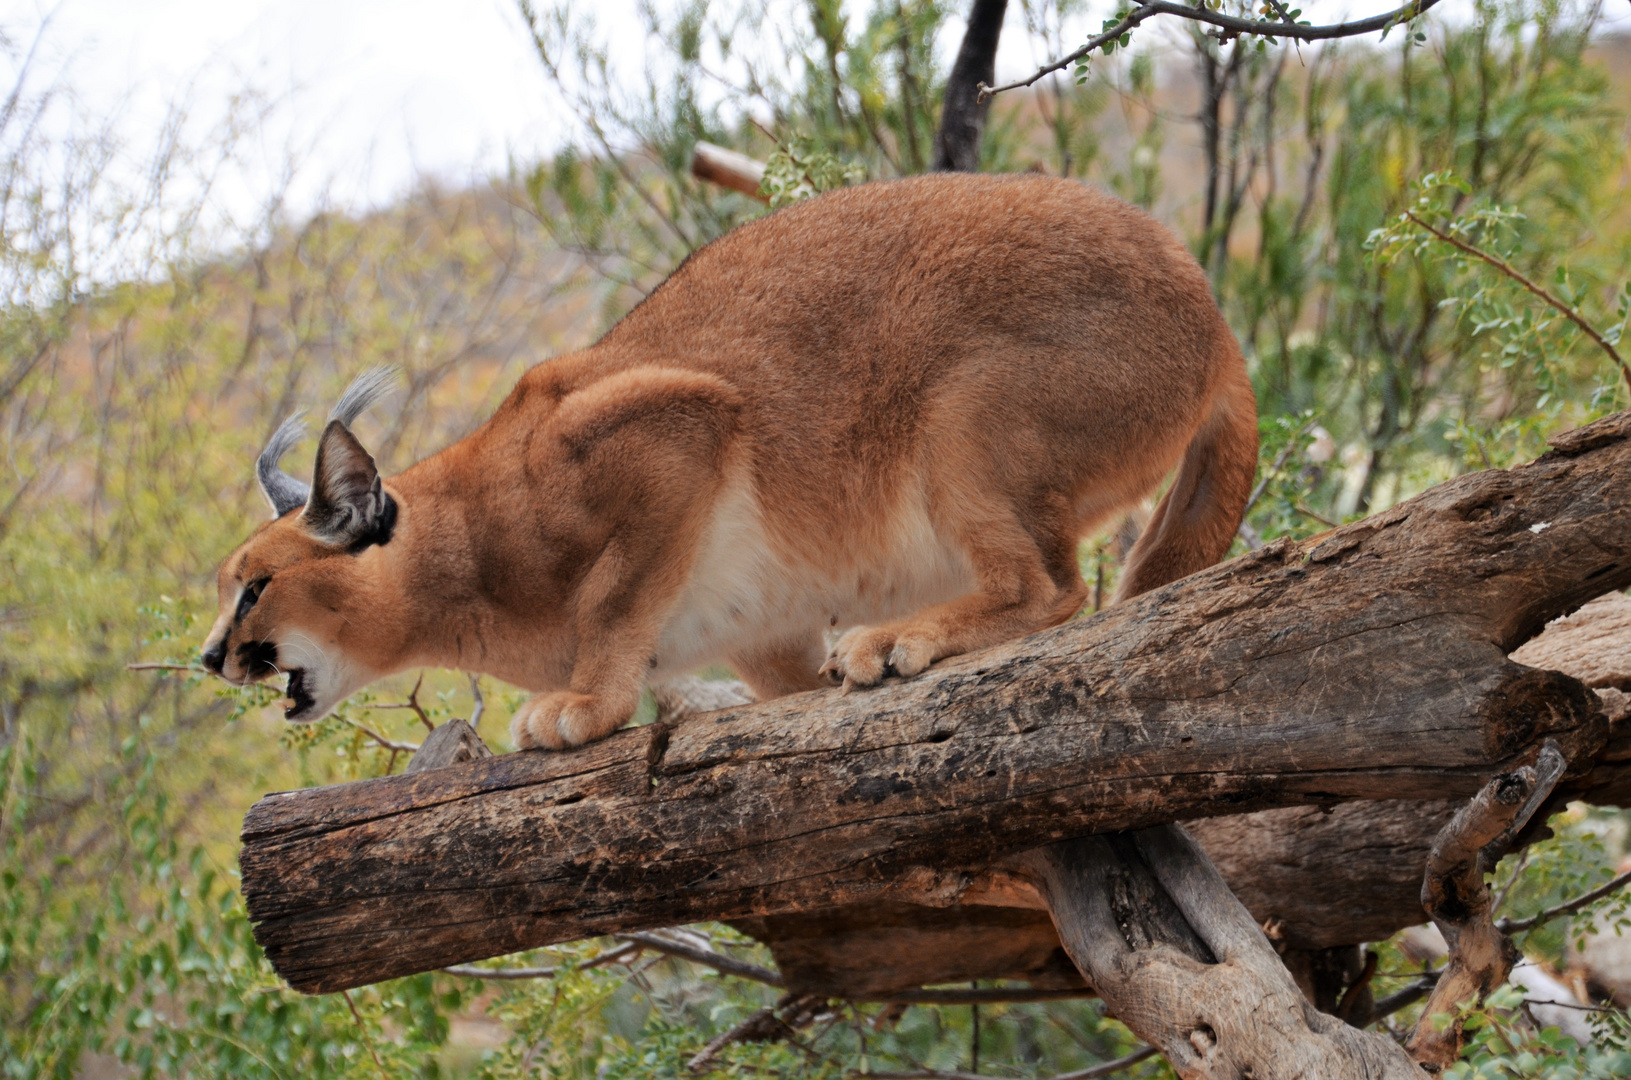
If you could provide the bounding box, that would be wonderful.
[240,412,1631,995]
[1025,826,1425,1078]
[739,684,1629,1000]
[933,0,1008,171]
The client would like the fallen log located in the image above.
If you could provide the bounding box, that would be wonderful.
[240,412,1631,994]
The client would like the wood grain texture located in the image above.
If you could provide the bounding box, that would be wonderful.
[1026,827,1426,1079]
[240,412,1631,994]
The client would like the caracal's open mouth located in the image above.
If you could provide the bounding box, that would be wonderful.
[284,669,317,720]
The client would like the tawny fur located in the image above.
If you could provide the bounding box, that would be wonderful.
[202,173,1258,751]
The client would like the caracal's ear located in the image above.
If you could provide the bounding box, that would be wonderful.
[302,367,398,548]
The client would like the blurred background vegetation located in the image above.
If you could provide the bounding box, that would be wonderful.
[4,0,1631,1076]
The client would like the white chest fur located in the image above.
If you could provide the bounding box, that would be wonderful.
[652,477,976,679]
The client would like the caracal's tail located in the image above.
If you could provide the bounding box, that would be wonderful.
[1114,350,1258,602]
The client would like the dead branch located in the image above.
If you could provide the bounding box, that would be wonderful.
[1403,211,1631,395]
[371,670,434,732]
[616,931,784,986]
[1406,741,1565,1070]
[981,0,1443,100]
[691,141,768,202]
[1023,825,1423,1078]
[342,718,419,754]
[1500,868,1631,935]
[441,941,638,979]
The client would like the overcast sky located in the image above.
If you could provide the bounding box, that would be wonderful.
[3,0,1077,219]
[8,0,567,215]
[7,0,1622,227]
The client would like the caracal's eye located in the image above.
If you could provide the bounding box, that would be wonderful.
[235,578,270,622]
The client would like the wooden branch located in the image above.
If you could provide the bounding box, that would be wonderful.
[1499,867,1631,935]
[740,660,1630,1001]
[690,142,768,202]
[240,412,1631,994]
[1403,211,1631,395]
[980,0,1441,99]
[440,940,638,979]
[1406,742,1563,1069]
[1023,826,1424,1078]
[616,931,784,986]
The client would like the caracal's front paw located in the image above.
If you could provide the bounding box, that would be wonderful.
[818,625,937,691]
[509,691,626,751]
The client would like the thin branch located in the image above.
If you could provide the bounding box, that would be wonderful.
[981,0,1441,99]
[612,933,1097,1005]
[855,987,1097,1005]
[125,662,200,672]
[341,990,389,1080]
[1371,974,1438,1019]
[1499,868,1631,934]
[372,671,434,732]
[468,673,486,731]
[858,1045,1158,1080]
[1403,211,1631,395]
[615,931,785,986]
[441,941,640,979]
[344,718,420,754]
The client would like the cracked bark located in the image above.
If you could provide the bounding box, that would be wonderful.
[1025,826,1425,1078]
[240,412,1631,997]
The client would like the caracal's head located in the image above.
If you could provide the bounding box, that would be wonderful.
[202,369,402,723]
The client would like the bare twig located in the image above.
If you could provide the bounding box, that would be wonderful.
[343,718,420,754]
[341,990,389,1080]
[1371,974,1438,1019]
[981,0,1441,100]
[686,993,828,1074]
[125,662,199,672]
[1500,868,1631,935]
[467,673,485,731]
[857,1045,1158,1080]
[688,1006,778,1073]
[373,671,434,732]
[1409,740,1565,1068]
[613,932,1096,1005]
[1403,210,1631,395]
[855,987,1096,1005]
[616,931,785,986]
[441,941,640,980]
[1236,417,1315,549]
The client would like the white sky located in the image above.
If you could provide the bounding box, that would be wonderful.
[2,0,1084,219]
[6,0,1622,226]
[7,0,567,214]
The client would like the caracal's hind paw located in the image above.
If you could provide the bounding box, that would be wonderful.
[819,625,937,691]
[510,691,624,750]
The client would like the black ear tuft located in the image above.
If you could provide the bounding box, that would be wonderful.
[304,421,395,549]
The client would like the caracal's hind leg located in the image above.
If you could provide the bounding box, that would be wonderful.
[820,492,1087,691]
[730,635,828,700]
